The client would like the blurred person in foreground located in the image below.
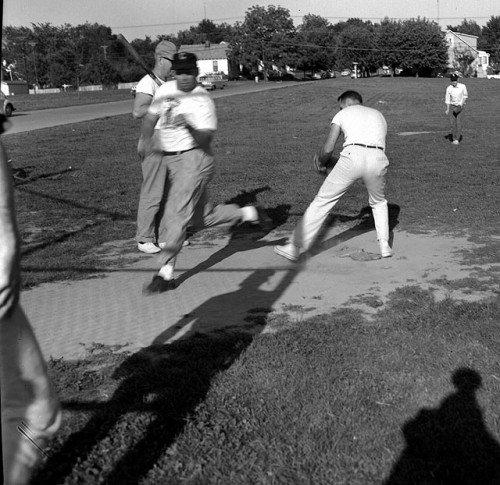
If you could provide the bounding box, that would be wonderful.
[141,52,263,293]
[0,115,61,484]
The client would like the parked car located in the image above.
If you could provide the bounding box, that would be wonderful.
[325,69,336,78]
[1,92,15,117]
[199,74,227,91]
[341,69,351,77]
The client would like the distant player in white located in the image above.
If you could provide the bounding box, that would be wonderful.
[445,73,468,145]
[275,90,393,261]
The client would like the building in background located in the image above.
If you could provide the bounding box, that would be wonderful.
[178,41,234,78]
[445,30,490,77]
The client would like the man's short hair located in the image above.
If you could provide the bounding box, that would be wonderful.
[338,90,363,104]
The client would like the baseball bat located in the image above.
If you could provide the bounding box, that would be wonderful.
[117,33,162,86]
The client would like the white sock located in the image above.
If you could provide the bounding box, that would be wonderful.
[241,206,257,222]
[158,259,176,280]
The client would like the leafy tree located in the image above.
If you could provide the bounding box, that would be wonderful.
[229,5,296,80]
[452,47,476,76]
[447,19,482,37]
[398,18,448,76]
[176,19,234,45]
[294,14,336,77]
[336,20,377,77]
[376,19,405,75]
[481,15,500,69]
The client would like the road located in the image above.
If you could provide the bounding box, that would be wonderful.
[5,81,310,135]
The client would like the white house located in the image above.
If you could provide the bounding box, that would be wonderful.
[445,30,490,77]
[178,41,230,77]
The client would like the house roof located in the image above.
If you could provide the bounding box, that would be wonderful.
[445,30,490,58]
[445,30,480,53]
[445,29,478,40]
[178,42,229,60]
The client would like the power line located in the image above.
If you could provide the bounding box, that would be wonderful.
[111,14,499,31]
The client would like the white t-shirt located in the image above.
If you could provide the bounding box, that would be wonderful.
[445,83,468,106]
[135,74,162,97]
[331,105,387,149]
[148,82,217,152]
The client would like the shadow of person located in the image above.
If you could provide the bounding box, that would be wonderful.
[33,266,300,485]
[384,368,500,485]
[174,202,291,288]
[154,266,299,345]
[309,203,400,257]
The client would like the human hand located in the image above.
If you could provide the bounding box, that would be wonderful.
[312,152,327,175]
[445,109,449,115]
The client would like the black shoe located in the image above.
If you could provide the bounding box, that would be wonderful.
[144,275,176,294]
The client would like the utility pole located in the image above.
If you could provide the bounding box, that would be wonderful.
[28,41,39,90]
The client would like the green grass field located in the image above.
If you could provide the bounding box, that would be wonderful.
[5,77,500,484]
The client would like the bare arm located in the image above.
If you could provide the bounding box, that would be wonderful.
[132,92,153,119]
[138,112,161,156]
[317,123,341,165]
[0,137,20,318]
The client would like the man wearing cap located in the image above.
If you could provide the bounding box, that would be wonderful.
[141,52,262,293]
[445,73,468,145]
[133,40,177,254]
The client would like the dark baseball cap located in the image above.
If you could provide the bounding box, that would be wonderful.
[450,73,458,81]
[172,52,198,71]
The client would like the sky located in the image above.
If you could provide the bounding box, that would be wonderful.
[4,0,500,41]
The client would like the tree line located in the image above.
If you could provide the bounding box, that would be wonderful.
[2,6,500,88]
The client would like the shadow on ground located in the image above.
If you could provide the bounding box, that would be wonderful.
[384,368,500,485]
[32,193,297,485]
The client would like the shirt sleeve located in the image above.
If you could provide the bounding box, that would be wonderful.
[331,110,343,128]
[135,76,156,97]
[462,85,468,103]
[445,86,451,105]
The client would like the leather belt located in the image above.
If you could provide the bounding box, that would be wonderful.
[163,146,198,156]
[345,143,384,151]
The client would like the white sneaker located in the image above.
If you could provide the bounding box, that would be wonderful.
[274,243,300,262]
[379,241,393,258]
[138,242,161,254]
[241,206,259,223]
[452,140,460,145]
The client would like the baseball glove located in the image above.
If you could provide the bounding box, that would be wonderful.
[312,151,337,175]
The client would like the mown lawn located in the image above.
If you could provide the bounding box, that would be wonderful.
[5,77,499,484]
